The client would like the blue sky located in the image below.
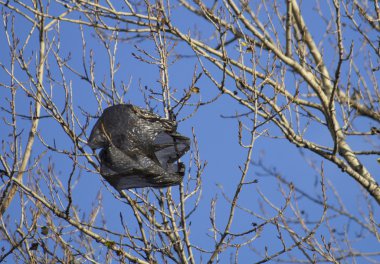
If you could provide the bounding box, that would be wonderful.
[1,1,379,263]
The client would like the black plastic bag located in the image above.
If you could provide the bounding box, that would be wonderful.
[88,104,190,190]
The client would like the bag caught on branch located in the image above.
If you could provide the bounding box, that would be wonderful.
[88,104,190,190]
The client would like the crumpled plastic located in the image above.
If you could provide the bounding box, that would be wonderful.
[88,104,190,190]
